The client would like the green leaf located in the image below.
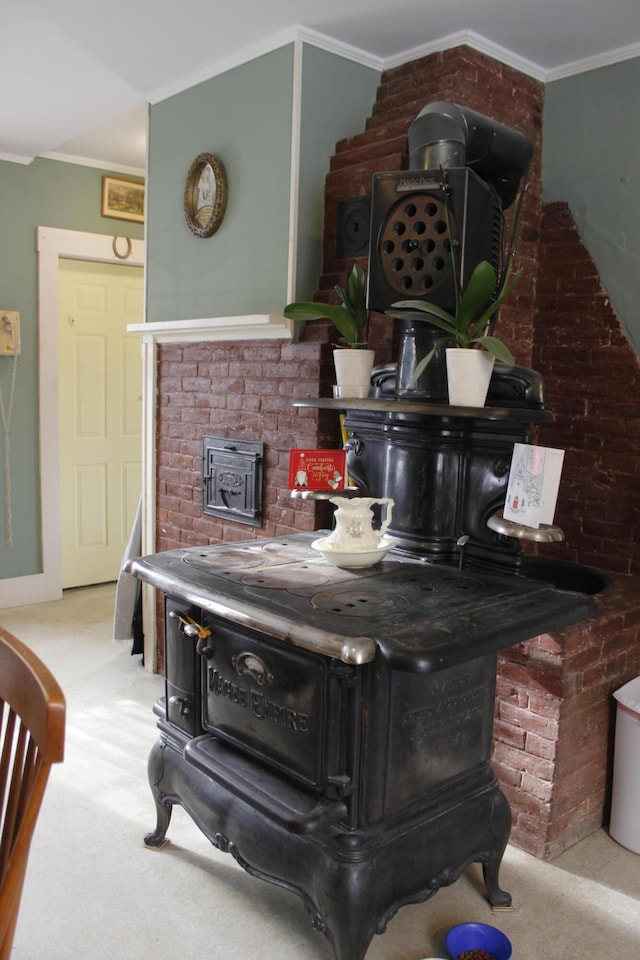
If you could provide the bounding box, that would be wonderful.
[457,261,497,335]
[334,284,350,311]
[347,263,368,330]
[388,299,457,329]
[333,264,368,334]
[332,313,359,344]
[283,301,344,322]
[474,336,515,365]
[284,262,368,346]
[283,301,356,343]
[409,336,451,383]
[411,345,438,384]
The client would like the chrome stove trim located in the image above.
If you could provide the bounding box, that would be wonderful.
[123,556,377,665]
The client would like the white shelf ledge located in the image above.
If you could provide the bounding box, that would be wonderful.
[128,314,293,343]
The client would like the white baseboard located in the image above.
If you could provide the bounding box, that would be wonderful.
[0,573,62,610]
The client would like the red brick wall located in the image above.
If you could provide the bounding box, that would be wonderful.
[494,574,640,859]
[489,202,640,858]
[155,339,337,554]
[532,202,640,577]
[154,338,338,671]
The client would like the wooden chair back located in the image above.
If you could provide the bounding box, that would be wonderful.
[0,627,65,959]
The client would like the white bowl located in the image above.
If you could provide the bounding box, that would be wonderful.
[311,535,396,569]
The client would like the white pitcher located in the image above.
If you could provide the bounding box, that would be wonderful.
[326,497,394,552]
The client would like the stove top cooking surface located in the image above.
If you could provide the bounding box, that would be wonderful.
[127,533,596,670]
[183,537,492,614]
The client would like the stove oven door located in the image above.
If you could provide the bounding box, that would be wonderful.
[164,596,204,736]
[198,614,354,797]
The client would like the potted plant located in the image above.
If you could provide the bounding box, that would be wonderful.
[387,257,518,406]
[283,263,374,397]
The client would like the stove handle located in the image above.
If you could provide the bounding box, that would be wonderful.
[169,610,212,644]
[168,695,191,719]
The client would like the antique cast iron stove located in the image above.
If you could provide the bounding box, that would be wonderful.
[127,104,596,960]
[126,522,595,960]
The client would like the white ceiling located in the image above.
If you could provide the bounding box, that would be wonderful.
[3,0,640,173]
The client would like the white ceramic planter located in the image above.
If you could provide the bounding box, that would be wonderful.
[446,347,495,407]
[333,348,375,398]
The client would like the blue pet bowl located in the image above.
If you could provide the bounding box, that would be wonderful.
[445,922,512,960]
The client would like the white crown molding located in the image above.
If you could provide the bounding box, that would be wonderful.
[294,26,385,71]
[148,22,640,109]
[146,25,549,108]
[545,39,640,81]
[0,150,32,165]
[300,27,640,84]
[381,29,546,81]
[38,151,146,177]
[147,25,384,105]
[148,25,299,104]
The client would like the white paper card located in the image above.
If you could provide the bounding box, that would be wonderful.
[503,443,565,529]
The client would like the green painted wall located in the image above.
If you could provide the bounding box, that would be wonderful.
[0,158,143,580]
[542,58,640,353]
[145,42,380,322]
[146,46,295,321]
[296,45,379,298]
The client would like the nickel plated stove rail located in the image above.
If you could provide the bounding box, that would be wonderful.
[126,546,377,666]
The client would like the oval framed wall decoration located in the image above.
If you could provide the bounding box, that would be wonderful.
[184,153,228,238]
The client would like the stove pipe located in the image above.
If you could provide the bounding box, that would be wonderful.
[407,100,533,208]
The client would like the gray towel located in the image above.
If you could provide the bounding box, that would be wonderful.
[113,497,142,641]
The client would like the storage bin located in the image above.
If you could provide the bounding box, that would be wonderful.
[609,676,640,854]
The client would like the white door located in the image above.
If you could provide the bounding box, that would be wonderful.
[58,258,143,588]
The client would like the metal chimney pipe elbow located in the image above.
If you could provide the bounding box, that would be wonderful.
[407,101,473,170]
[407,101,533,209]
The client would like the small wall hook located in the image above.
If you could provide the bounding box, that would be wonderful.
[112,236,133,260]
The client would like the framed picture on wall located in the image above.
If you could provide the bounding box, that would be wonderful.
[101,176,145,223]
[184,153,227,237]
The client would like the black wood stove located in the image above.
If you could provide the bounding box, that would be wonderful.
[126,474,595,960]
[123,103,593,959]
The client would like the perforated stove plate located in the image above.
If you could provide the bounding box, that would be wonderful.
[183,539,314,571]
[184,539,357,594]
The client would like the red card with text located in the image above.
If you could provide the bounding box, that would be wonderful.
[289,449,346,491]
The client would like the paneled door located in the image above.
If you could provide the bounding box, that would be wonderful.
[58,258,143,588]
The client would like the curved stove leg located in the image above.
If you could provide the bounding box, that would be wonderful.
[322,913,373,960]
[144,793,173,848]
[482,856,512,907]
[144,739,173,848]
[483,789,512,907]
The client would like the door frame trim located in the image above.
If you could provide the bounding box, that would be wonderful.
[0,227,144,610]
